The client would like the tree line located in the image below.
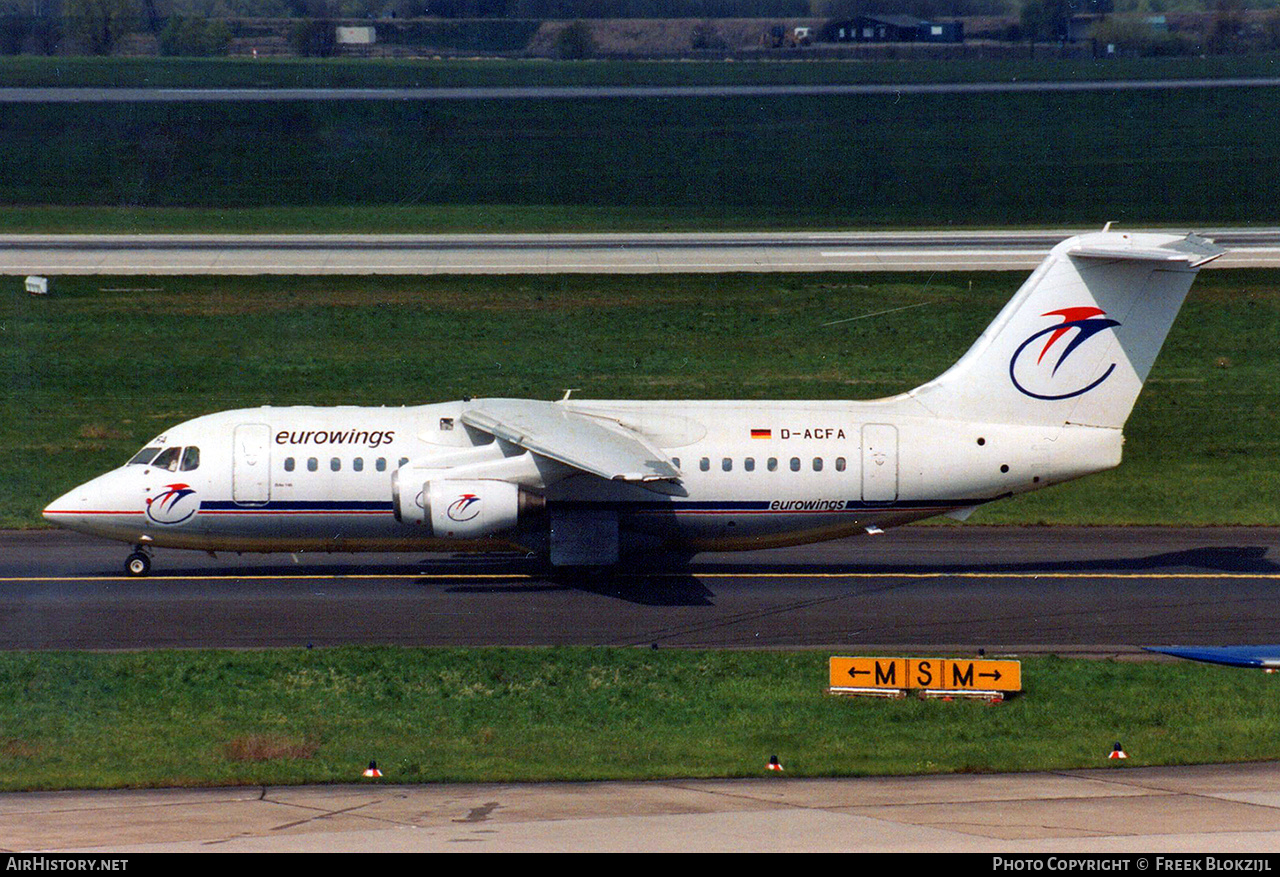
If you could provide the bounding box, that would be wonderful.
[3,0,1278,56]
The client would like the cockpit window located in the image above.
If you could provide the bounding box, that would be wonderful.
[150,447,181,472]
[128,447,162,466]
[180,446,200,472]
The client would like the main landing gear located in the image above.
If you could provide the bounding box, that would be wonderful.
[124,548,152,577]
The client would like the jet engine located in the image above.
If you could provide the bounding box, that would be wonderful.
[392,474,545,538]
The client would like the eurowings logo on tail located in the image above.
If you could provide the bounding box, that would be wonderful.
[446,493,481,522]
[1009,307,1122,400]
[146,483,197,525]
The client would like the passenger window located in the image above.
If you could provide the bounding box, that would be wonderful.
[767,458,778,472]
[353,457,363,472]
[813,457,823,472]
[307,457,318,472]
[330,457,341,472]
[376,457,387,472]
[284,457,295,472]
[836,457,846,472]
[180,446,200,471]
[745,458,755,472]
[722,458,732,472]
[790,457,800,472]
[150,447,180,472]
[672,457,680,469]
[399,458,409,468]
[699,457,710,472]
[128,447,161,466]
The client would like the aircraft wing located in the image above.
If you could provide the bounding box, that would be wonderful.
[1143,645,1280,669]
[460,399,680,482]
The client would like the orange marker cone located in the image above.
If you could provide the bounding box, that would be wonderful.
[767,755,784,772]
[363,760,382,777]
[1108,742,1128,760]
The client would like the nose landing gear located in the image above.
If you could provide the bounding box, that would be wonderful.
[125,549,152,577]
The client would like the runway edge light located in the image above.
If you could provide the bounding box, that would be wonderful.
[1109,742,1128,760]
[768,755,784,773]
[363,760,383,777]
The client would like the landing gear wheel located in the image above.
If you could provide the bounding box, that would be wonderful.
[125,552,151,577]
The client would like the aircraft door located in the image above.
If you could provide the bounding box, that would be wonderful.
[861,424,898,502]
[232,423,271,506]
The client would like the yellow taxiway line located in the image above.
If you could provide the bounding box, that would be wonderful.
[2,572,1279,583]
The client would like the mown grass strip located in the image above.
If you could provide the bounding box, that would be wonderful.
[2,648,1278,792]
[1,270,1275,528]
[0,204,813,235]
[3,54,1280,90]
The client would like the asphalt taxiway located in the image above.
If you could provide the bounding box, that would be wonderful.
[3,527,1277,652]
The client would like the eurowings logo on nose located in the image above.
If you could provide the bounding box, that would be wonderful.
[146,482,197,525]
[446,493,481,522]
[1009,307,1122,400]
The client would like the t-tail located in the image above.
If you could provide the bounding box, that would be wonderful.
[909,230,1224,430]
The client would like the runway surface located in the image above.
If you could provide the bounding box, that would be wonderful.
[4,228,1279,274]
[4,77,1280,103]
[12,763,1280,852]
[3,527,1277,652]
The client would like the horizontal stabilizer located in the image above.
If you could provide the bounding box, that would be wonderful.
[461,398,680,482]
[1068,233,1225,268]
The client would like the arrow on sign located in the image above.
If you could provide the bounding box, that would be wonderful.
[980,669,1002,681]
[848,667,871,678]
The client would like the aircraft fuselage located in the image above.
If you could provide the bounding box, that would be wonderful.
[45,399,1120,556]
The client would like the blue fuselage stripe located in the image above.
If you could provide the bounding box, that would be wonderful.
[198,498,990,513]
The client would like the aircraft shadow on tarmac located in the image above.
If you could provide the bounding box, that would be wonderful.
[432,544,1278,607]
[428,544,1275,607]
[542,545,1278,607]
[685,545,1280,578]
[87,544,1276,609]
[432,540,1280,601]
[440,576,715,607]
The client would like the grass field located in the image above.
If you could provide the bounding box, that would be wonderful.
[3,85,1280,231]
[1,647,1278,792]
[0,204,748,235]
[1,269,1275,529]
[3,53,1280,90]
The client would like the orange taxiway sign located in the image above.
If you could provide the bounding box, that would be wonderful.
[829,656,1021,693]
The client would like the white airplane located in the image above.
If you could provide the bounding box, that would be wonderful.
[44,230,1224,577]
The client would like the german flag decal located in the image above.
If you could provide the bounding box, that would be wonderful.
[751,429,771,439]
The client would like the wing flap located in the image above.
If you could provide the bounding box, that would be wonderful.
[461,399,680,482]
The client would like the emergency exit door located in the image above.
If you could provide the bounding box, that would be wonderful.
[232,423,271,506]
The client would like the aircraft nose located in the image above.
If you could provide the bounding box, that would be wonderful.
[43,472,121,527]
[43,471,146,542]
[43,482,92,524]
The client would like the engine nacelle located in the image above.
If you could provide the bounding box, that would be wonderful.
[393,474,544,538]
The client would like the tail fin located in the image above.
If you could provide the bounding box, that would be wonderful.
[909,231,1224,429]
